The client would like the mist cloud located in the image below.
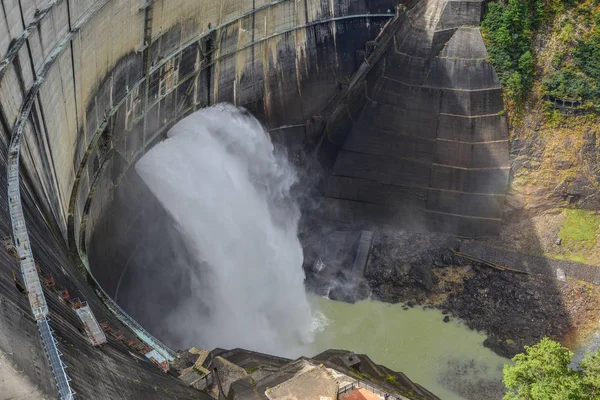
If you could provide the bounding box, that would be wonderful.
[135,104,316,356]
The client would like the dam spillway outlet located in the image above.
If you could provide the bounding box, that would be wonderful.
[105,105,316,355]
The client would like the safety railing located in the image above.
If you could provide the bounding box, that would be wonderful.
[4,1,175,398]
[338,380,411,400]
[8,169,47,319]
[6,45,77,396]
[75,303,108,346]
[38,318,75,400]
[82,259,176,361]
[8,102,76,400]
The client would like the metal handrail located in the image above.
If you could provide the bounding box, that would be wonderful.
[4,3,176,398]
[75,302,108,346]
[79,255,176,361]
[38,318,75,400]
[338,380,410,400]
[6,24,77,398]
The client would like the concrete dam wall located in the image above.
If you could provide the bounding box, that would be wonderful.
[318,0,509,236]
[0,0,508,398]
[0,0,395,398]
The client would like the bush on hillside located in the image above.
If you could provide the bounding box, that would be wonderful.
[541,70,599,101]
[482,0,545,104]
[503,337,600,400]
[574,35,600,80]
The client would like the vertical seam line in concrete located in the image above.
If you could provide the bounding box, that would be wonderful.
[141,1,154,149]
[54,47,74,219]
[16,0,27,32]
[36,93,67,229]
[300,0,310,135]
[207,37,213,106]
[425,88,445,211]
[0,103,11,140]
[303,0,309,25]
[68,43,79,144]
[0,2,9,45]
[65,0,72,32]
[251,0,256,101]
[293,2,306,130]
[17,0,38,83]
[66,0,79,153]
[300,0,309,133]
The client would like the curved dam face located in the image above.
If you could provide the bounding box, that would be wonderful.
[0,0,508,399]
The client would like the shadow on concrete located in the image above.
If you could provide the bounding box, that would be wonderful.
[87,168,212,349]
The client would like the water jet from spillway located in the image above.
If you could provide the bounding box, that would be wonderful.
[135,104,316,356]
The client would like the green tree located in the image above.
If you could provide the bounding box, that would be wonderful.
[574,35,600,80]
[541,70,594,101]
[579,351,600,397]
[503,338,600,400]
[481,0,543,103]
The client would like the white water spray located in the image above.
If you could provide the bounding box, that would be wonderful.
[135,104,316,356]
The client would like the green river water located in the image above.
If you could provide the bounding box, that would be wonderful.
[309,297,509,400]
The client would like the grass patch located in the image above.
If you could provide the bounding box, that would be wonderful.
[553,253,588,264]
[558,209,600,255]
[245,367,257,374]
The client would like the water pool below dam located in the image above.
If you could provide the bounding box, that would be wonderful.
[311,297,508,400]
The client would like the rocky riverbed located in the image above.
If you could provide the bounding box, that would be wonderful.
[304,228,600,358]
[367,230,600,358]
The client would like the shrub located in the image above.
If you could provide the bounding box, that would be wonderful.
[574,35,600,80]
[503,338,600,400]
[541,70,595,100]
[482,0,545,104]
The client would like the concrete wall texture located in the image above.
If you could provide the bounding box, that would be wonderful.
[0,0,398,398]
[320,0,509,236]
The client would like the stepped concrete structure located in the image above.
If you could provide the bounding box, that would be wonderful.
[0,0,508,399]
[319,0,509,236]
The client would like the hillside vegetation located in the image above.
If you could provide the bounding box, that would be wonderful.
[481,0,542,106]
[503,338,600,400]
[479,1,600,265]
[483,0,600,110]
